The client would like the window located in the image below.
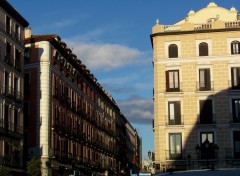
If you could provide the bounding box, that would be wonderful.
[166,70,180,92]
[232,99,240,123]
[5,72,10,96]
[168,133,182,160]
[15,24,20,41]
[24,47,30,62]
[200,132,214,159]
[168,101,181,125]
[168,44,178,58]
[233,131,240,159]
[198,68,211,91]
[199,99,213,124]
[231,67,240,89]
[231,41,240,55]
[24,73,30,95]
[6,16,11,34]
[199,42,209,56]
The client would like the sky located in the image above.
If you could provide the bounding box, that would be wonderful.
[8,0,240,160]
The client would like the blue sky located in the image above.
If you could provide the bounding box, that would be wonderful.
[8,0,240,160]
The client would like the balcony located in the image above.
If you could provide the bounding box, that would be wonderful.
[0,21,24,45]
[229,80,240,90]
[0,118,24,136]
[2,86,23,103]
[166,115,184,125]
[166,83,182,92]
[198,114,216,125]
[165,150,184,160]
[15,59,22,72]
[230,114,240,124]
[196,81,214,91]
[4,54,14,66]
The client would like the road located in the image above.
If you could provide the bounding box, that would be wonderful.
[154,168,240,176]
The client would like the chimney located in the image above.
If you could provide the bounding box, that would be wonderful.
[25,27,32,39]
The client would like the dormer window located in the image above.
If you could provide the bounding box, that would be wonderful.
[231,41,240,55]
[199,42,208,56]
[168,44,178,58]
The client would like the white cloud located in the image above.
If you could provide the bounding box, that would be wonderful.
[66,41,144,71]
[117,95,153,124]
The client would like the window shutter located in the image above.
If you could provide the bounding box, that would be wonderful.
[175,101,181,124]
[166,71,169,91]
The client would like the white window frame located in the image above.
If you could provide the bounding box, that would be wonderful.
[195,39,212,56]
[165,41,181,58]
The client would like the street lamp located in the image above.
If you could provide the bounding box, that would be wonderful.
[195,144,200,159]
[186,154,191,170]
[148,151,152,160]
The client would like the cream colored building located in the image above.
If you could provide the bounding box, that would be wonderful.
[151,2,240,172]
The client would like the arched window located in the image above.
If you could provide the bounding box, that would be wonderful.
[231,41,240,55]
[168,44,178,58]
[199,42,208,56]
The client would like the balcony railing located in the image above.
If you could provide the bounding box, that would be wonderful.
[165,150,184,160]
[225,148,240,159]
[196,81,214,91]
[0,21,24,45]
[198,114,216,124]
[230,114,240,123]
[229,80,240,90]
[4,54,14,66]
[166,82,182,92]
[0,118,24,135]
[166,115,184,125]
[2,86,23,102]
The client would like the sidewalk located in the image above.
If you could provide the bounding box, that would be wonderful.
[154,168,240,176]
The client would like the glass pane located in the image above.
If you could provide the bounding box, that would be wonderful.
[208,133,213,143]
[169,103,175,120]
[176,135,181,154]
[201,134,207,144]
[174,71,179,88]
[200,70,205,87]
[170,135,175,154]
[169,72,174,88]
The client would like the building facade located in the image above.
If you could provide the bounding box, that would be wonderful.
[0,0,29,175]
[24,31,140,176]
[151,2,240,172]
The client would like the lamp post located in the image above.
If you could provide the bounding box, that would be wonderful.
[204,139,210,169]
[148,151,152,160]
[195,141,219,170]
[148,151,152,173]
[186,154,191,170]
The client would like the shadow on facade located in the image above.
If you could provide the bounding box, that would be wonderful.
[157,88,240,173]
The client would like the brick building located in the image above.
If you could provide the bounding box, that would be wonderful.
[0,0,29,175]
[24,31,140,176]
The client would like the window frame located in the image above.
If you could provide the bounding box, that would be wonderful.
[168,133,182,160]
[168,44,178,58]
[168,101,181,125]
[232,99,240,123]
[166,70,180,92]
[231,40,240,55]
[199,42,209,56]
[199,99,213,124]
[198,68,211,91]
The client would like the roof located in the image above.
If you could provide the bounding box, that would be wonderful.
[1,0,29,27]
[175,2,238,25]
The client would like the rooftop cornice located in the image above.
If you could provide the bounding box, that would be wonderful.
[1,0,29,27]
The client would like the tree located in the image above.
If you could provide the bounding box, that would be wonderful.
[27,157,42,176]
[0,165,10,176]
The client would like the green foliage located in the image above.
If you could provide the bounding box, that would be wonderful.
[0,165,10,176]
[27,157,42,176]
